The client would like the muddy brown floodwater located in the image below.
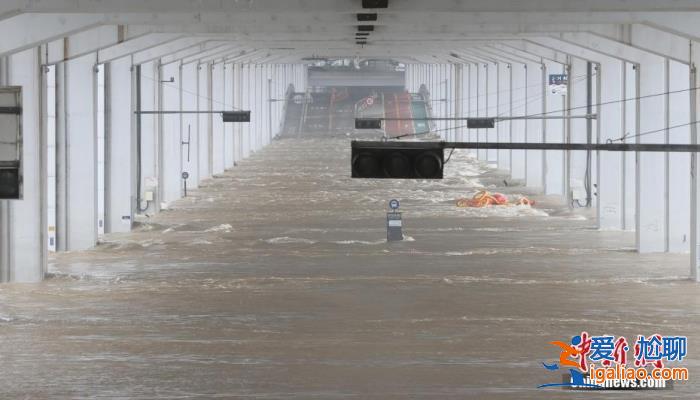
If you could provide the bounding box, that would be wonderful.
[1,137,699,399]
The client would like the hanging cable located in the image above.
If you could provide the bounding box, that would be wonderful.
[444,147,456,164]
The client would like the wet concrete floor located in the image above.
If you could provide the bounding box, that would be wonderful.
[1,137,699,399]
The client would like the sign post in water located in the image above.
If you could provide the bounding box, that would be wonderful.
[387,199,403,242]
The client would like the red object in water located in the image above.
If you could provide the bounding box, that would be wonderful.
[492,193,508,205]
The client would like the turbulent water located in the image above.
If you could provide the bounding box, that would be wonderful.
[1,137,699,399]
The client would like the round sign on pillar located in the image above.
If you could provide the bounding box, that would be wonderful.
[387,199,402,242]
[389,199,400,210]
[182,171,190,197]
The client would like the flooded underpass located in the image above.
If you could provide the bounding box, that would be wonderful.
[2,137,699,399]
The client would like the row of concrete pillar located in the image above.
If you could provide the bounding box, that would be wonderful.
[406,59,697,274]
[0,44,306,282]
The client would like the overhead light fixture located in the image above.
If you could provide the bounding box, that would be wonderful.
[362,0,388,8]
[357,13,378,21]
[358,25,375,32]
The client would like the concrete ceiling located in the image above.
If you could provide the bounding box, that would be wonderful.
[4,0,700,64]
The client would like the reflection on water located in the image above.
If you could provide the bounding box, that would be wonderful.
[0,137,698,399]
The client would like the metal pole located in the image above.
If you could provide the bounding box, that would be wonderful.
[134,110,233,114]
[352,140,700,152]
[364,115,597,121]
[443,142,700,152]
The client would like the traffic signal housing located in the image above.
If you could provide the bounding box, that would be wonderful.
[351,140,444,179]
[355,118,382,129]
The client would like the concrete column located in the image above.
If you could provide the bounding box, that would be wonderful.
[159,61,181,205]
[96,66,105,237]
[233,63,243,162]
[497,63,511,171]
[211,62,225,175]
[197,63,211,180]
[667,60,691,252]
[64,53,98,250]
[597,59,625,230]
[568,57,590,208]
[453,64,462,143]
[442,64,449,140]
[241,64,250,158]
[250,64,257,153]
[231,64,241,165]
[486,63,498,163]
[104,56,133,233]
[224,63,234,169]
[269,64,275,142]
[259,64,266,148]
[181,62,199,188]
[690,49,700,280]
[467,64,479,154]
[250,64,257,152]
[623,63,637,231]
[138,61,159,214]
[0,48,46,282]
[266,66,273,144]
[261,64,267,146]
[636,58,667,253]
[46,64,57,252]
[274,64,283,138]
[477,64,487,159]
[460,63,470,142]
[543,61,566,196]
[254,64,262,151]
[525,63,544,190]
[510,63,527,181]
